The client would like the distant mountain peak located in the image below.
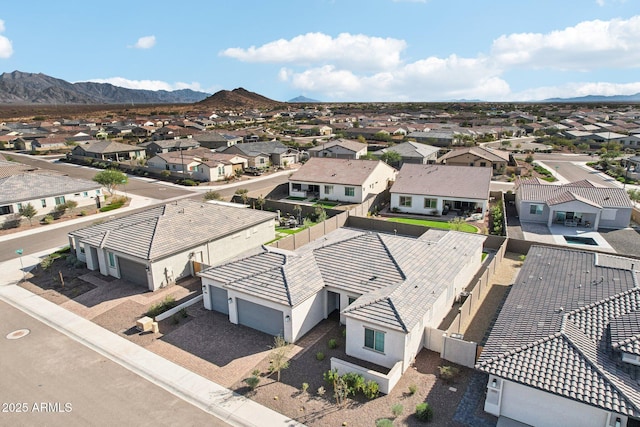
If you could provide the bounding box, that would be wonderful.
[197,87,282,109]
[0,70,211,104]
[289,95,320,103]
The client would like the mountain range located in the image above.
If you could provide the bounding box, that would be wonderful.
[0,71,210,104]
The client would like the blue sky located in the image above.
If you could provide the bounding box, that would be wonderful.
[1,0,640,102]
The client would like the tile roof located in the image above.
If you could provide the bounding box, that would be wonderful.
[518,181,633,208]
[199,227,485,331]
[70,200,276,261]
[439,146,510,163]
[289,157,396,186]
[222,140,294,157]
[610,312,640,356]
[377,141,439,159]
[75,140,143,154]
[477,245,640,417]
[199,250,324,306]
[390,164,491,199]
[307,138,367,153]
[0,160,39,178]
[0,173,100,204]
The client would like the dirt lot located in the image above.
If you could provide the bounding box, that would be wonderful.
[20,250,521,427]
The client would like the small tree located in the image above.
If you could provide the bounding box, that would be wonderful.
[19,203,37,226]
[235,188,249,205]
[93,169,127,196]
[255,195,265,210]
[293,204,303,223]
[448,216,465,231]
[203,191,222,201]
[380,150,401,166]
[268,335,290,382]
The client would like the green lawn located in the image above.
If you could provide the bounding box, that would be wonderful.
[313,201,340,209]
[285,196,307,201]
[387,217,479,233]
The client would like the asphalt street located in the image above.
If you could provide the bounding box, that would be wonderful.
[0,300,228,427]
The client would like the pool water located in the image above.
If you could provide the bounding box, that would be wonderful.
[563,235,598,246]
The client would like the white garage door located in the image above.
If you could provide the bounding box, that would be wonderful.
[237,298,284,337]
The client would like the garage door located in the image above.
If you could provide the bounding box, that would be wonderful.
[237,299,284,337]
[210,287,229,314]
[118,257,148,287]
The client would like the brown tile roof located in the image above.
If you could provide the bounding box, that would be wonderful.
[390,164,491,199]
[289,157,395,186]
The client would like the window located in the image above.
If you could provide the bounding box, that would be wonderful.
[79,246,85,254]
[55,196,65,205]
[96,190,101,195]
[0,205,12,215]
[529,204,543,215]
[480,162,487,167]
[218,166,224,176]
[83,192,88,197]
[424,198,437,209]
[324,185,333,194]
[364,328,385,353]
[399,196,412,207]
[108,252,116,268]
[16,203,22,211]
[344,187,355,197]
[41,199,47,208]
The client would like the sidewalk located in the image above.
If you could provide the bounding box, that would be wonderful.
[0,255,304,427]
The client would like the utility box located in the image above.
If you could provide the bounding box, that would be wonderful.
[136,316,153,332]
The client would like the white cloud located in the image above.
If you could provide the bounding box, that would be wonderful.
[511,81,640,101]
[280,55,511,101]
[132,35,156,49]
[222,32,406,71]
[491,16,640,70]
[84,77,203,92]
[0,19,13,59]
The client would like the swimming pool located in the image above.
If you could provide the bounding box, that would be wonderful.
[563,235,598,246]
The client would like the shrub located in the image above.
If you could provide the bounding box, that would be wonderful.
[317,386,326,396]
[160,170,171,178]
[301,382,309,393]
[42,214,54,224]
[179,308,188,318]
[171,314,180,325]
[316,352,325,361]
[323,368,339,385]
[363,380,380,399]
[244,375,260,390]
[78,210,88,216]
[415,402,434,422]
[376,419,394,427]
[342,372,365,395]
[177,179,199,186]
[146,296,177,318]
[392,403,404,417]
[409,384,418,395]
[328,338,338,349]
[438,365,460,383]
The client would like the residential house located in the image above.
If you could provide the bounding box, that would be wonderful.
[222,141,299,169]
[139,139,200,157]
[516,179,633,230]
[147,148,247,181]
[307,138,368,159]
[194,132,243,150]
[438,146,514,175]
[0,173,102,225]
[390,164,491,216]
[477,245,640,427]
[199,227,485,390]
[288,157,397,203]
[407,130,457,147]
[375,141,439,167]
[68,200,276,291]
[71,140,146,162]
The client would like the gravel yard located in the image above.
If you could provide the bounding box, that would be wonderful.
[21,249,523,427]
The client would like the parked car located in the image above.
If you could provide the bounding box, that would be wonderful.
[245,166,263,176]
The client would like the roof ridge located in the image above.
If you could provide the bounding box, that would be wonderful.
[375,233,407,281]
[386,298,408,333]
[566,288,640,317]
[476,332,562,366]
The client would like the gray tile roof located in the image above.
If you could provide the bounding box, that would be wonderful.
[198,249,324,306]
[69,200,276,261]
[289,157,395,186]
[222,141,294,157]
[439,146,510,163]
[377,141,439,159]
[0,173,100,204]
[477,245,640,417]
[518,181,634,208]
[199,226,485,332]
[0,160,38,178]
[390,164,491,199]
[610,312,640,356]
